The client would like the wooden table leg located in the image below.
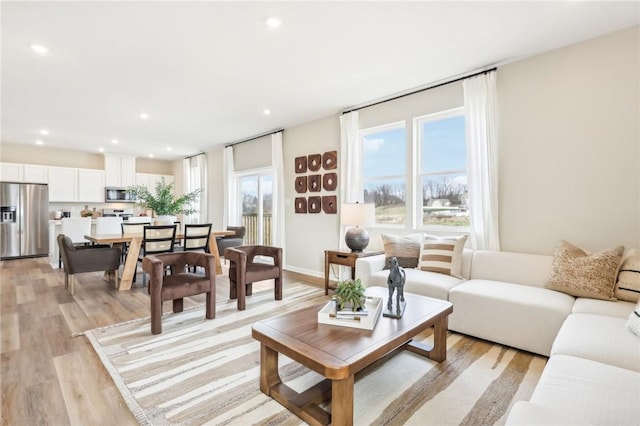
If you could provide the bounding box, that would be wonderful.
[331,375,354,426]
[208,236,223,276]
[119,237,142,291]
[260,344,281,395]
[429,315,448,362]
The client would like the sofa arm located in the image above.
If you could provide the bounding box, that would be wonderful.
[355,254,386,285]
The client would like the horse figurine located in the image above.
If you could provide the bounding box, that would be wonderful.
[386,257,406,314]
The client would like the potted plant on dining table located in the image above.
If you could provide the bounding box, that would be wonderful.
[129,177,201,224]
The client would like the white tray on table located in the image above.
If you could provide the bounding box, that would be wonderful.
[317,296,383,330]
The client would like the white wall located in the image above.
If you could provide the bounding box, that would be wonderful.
[498,26,639,254]
[283,115,341,276]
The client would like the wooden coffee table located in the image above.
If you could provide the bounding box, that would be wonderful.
[251,287,453,426]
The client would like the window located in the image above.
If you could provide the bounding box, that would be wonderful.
[361,123,406,225]
[416,108,468,227]
[238,171,273,245]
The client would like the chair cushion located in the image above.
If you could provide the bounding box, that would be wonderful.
[572,297,635,319]
[366,268,463,301]
[230,263,280,284]
[161,273,212,301]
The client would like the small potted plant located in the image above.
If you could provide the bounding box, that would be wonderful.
[335,278,367,311]
[129,177,201,223]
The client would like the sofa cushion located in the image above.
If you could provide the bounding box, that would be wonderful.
[551,313,640,372]
[418,234,467,278]
[529,355,640,426]
[365,268,464,301]
[506,401,593,426]
[380,233,421,269]
[572,297,635,319]
[616,248,640,302]
[545,240,624,301]
[448,280,574,356]
[469,250,553,288]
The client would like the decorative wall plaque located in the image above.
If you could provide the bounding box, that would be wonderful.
[295,176,308,193]
[294,197,308,213]
[322,195,337,214]
[295,156,308,174]
[308,196,321,213]
[308,154,322,171]
[322,151,337,170]
[322,173,338,191]
[308,174,321,192]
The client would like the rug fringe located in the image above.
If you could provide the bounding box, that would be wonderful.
[85,330,153,426]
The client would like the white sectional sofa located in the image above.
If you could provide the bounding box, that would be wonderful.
[355,248,640,425]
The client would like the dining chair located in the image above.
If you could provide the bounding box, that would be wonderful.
[95,216,123,234]
[59,217,92,268]
[128,216,153,224]
[139,224,177,285]
[121,221,150,266]
[180,223,212,272]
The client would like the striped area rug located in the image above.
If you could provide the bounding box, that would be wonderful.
[85,283,546,426]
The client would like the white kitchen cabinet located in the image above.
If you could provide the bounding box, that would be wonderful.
[136,173,174,191]
[78,169,105,202]
[23,165,48,183]
[48,166,78,201]
[0,162,24,182]
[104,154,136,187]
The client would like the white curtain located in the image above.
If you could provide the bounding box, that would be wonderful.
[463,71,500,251]
[183,153,208,224]
[339,110,361,250]
[223,146,237,228]
[271,132,286,257]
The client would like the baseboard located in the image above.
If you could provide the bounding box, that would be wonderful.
[284,265,324,287]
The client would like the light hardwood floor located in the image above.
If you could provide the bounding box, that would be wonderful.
[0,256,320,426]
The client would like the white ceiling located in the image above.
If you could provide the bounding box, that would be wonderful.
[2,1,638,161]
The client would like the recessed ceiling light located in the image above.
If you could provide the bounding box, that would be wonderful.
[99,147,105,153]
[166,147,172,151]
[265,17,282,29]
[30,43,49,54]
[40,129,49,135]
[35,140,44,145]
[148,153,154,158]
[139,112,149,120]
[263,108,271,116]
[111,139,119,144]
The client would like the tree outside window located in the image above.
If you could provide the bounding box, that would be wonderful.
[361,123,406,225]
[417,109,469,227]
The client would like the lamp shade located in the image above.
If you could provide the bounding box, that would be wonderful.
[340,202,375,226]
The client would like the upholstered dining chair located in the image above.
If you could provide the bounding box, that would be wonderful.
[59,217,92,267]
[216,226,246,264]
[57,234,121,295]
[95,216,123,234]
[142,251,216,334]
[224,245,283,311]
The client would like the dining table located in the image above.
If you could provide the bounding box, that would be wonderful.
[84,230,234,291]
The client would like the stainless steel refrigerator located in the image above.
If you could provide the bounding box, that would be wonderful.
[1,182,49,259]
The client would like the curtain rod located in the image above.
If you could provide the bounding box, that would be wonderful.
[225,128,284,148]
[184,152,205,159]
[342,67,497,114]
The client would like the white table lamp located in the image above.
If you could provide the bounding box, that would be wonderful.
[341,202,375,252]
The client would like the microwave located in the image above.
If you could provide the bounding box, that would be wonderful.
[105,187,135,203]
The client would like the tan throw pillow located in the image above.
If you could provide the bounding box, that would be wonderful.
[418,234,468,278]
[381,233,421,269]
[616,249,640,303]
[545,241,624,301]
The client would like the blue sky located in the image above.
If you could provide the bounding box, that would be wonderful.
[362,115,466,177]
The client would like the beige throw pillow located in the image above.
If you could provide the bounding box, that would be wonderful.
[418,234,468,278]
[545,240,624,301]
[615,249,640,303]
[381,233,422,269]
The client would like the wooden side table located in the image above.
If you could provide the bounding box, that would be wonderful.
[324,249,384,295]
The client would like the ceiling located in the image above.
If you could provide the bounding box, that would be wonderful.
[2,2,638,161]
